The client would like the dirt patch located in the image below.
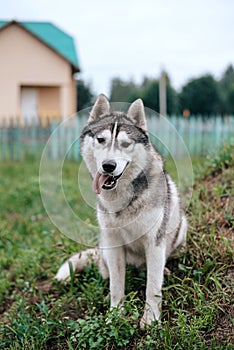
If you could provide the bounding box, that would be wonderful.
[206,304,234,346]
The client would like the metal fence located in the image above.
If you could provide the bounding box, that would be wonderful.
[0,115,233,161]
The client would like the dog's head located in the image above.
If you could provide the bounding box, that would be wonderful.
[80,94,150,194]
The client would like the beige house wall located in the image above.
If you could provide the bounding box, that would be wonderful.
[0,23,77,121]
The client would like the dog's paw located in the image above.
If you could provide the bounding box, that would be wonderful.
[140,307,160,329]
[164,267,171,276]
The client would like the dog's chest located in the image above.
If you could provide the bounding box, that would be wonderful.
[98,189,148,222]
[124,238,146,267]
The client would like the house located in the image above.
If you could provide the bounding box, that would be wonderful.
[0,20,80,123]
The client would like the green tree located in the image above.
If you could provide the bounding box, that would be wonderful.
[140,75,178,114]
[77,80,94,111]
[109,78,138,102]
[220,64,234,91]
[219,64,234,114]
[165,74,178,115]
[226,84,234,114]
[141,79,160,111]
[179,75,222,115]
[110,74,178,115]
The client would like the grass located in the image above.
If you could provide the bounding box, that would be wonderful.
[0,144,233,349]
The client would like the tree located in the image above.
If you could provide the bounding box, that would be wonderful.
[179,75,222,115]
[140,75,178,114]
[110,73,178,115]
[141,79,160,112]
[219,64,234,114]
[109,78,140,102]
[110,77,160,111]
[226,84,234,114]
[220,64,234,91]
[77,79,94,111]
[166,85,178,115]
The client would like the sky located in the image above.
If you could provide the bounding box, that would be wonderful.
[1,0,234,96]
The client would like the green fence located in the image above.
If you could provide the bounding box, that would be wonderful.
[0,115,233,161]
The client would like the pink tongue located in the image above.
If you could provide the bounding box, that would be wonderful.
[93,172,110,194]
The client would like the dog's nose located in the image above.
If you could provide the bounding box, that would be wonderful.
[102,160,117,173]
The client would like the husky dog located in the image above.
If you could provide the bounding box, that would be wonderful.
[55,94,187,327]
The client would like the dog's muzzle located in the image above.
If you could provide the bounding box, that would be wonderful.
[92,159,128,194]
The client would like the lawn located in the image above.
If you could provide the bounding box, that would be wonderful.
[0,145,233,349]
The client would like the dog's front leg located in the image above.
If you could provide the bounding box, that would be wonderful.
[104,247,126,308]
[140,243,166,328]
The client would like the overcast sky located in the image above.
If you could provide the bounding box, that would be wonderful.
[2,0,234,96]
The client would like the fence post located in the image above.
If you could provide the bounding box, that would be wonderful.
[31,117,36,157]
[51,118,58,160]
[1,119,7,160]
[73,116,80,161]
[188,116,195,156]
[16,119,22,160]
[66,119,73,160]
[215,116,222,148]
[196,115,202,156]
[9,119,15,161]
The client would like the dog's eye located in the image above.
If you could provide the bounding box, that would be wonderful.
[122,141,131,148]
[97,137,105,144]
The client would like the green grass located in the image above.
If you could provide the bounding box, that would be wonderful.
[0,146,233,349]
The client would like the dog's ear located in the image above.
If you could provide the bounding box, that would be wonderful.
[127,99,147,130]
[88,94,110,122]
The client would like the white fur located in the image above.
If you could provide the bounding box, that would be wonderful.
[55,248,99,281]
[55,95,187,328]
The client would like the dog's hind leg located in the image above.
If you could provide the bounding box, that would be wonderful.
[55,248,99,282]
[175,215,187,249]
[170,215,187,258]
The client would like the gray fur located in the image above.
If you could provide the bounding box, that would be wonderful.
[55,94,187,327]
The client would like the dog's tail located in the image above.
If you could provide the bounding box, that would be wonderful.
[55,248,99,282]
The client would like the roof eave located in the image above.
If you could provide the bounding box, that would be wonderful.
[72,65,80,74]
